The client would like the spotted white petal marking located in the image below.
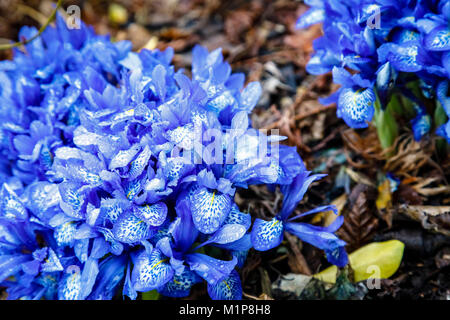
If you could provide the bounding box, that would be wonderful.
[424,26,450,51]
[132,249,174,292]
[109,144,141,170]
[128,145,151,180]
[133,202,168,227]
[190,188,232,234]
[164,124,196,150]
[58,271,82,300]
[112,213,150,244]
[338,87,375,129]
[0,183,28,220]
[207,270,242,300]
[158,270,201,298]
[250,217,284,251]
[54,222,77,247]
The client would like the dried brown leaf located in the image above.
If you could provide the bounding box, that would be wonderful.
[337,184,379,251]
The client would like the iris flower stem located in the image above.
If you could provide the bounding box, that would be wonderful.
[373,89,399,151]
[0,0,63,51]
[434,100,449,156]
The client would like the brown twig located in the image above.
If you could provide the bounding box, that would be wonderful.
[0,0,63,51]
[293,104,336,121]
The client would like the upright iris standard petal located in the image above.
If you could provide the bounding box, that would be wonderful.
[411,112,431,141]
[131,249,174,292]
[190,188,232,234]
[279,171,325,220]
[89,256,127,300]
[250,217,284,251]
[207,270,242,300]
[295,8,325,29]
[338,87,375,129]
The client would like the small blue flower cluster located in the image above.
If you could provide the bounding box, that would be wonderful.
[0,16,347,300]
[296,0,450,142]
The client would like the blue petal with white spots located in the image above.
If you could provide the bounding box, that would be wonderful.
[133,202,168,227]
[54,222,77,247]
[207,270,242,300]
[0,183,28,221]
[224,205,251,231]
[158,269,202,298]
[41,248,64,272]
[58,269,82,300]
[128,145,151,180]
[131,249,174,292]
[58,182,85,219]
[112,212,151,244]
[250,217,284,251]
[424,26,450,51]
[338,87,375,129]
[190,188,232,234]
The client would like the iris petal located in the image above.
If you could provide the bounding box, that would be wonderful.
[132,249,174,292]
[0,183,28,221]
[158,270,202,298]
[207,270,242,300]
[112,212,151,244]
[41,248,64,272]
[133,202,168,227]
[338,87,375,129]
[424,26,450,51]
[186,253,237,285]
[58,270,82,300]
[54,222,77,247]
[250,217,284,251]
[190,187,232,234]
[58,182,85,219]
[224,205,251,231]
[128,145,151,180]
[295,8,325,29]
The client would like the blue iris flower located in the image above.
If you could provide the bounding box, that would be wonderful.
[296,0,450,142]
[0,14,346,300]
[251,172,348,268]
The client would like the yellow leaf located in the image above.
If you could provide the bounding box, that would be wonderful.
[140,36,159,52]
[376,179,392,211]
[349,240,404,282]
[310,193,347,226]
[313,240,405,284]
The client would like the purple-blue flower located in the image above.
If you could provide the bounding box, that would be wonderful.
[296,0,450,142]
[0,14,346,300]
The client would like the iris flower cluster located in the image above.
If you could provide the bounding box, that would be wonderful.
[297,0,450,142]
[0,15,347,300]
